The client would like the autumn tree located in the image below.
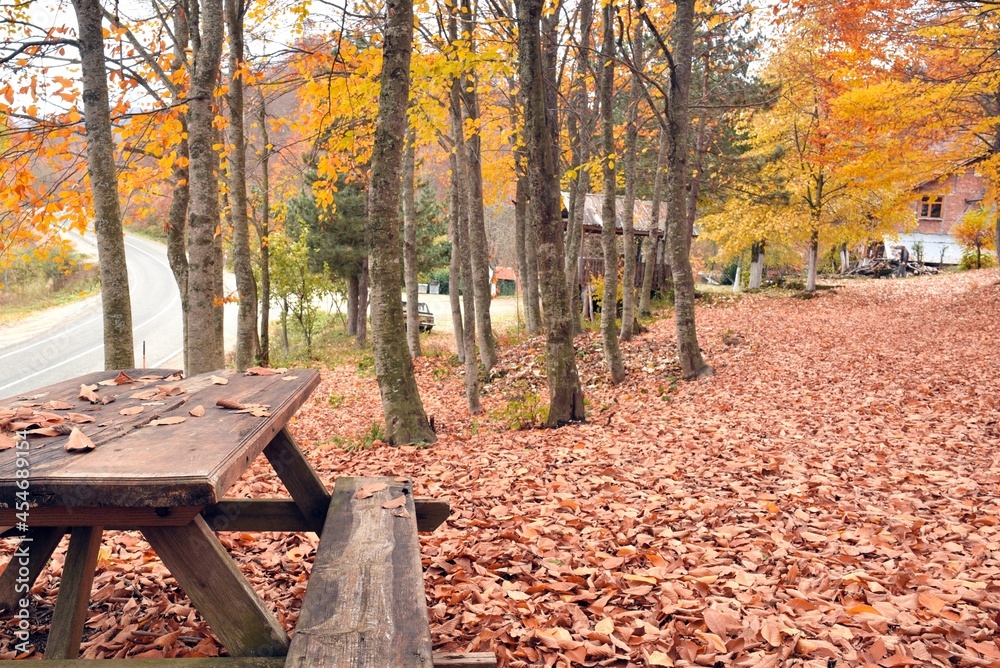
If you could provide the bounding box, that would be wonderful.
[366,0,436,444]
[953,206,996,268]
[71,0,134,369]
[599,0,626,384]
[516,0,586,424]
[226,0,259,370]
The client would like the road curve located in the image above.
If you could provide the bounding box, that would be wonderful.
[0,234,184,398]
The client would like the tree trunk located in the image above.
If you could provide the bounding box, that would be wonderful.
[565,0,592,338]
[458,0,496,374]
[347,273,359,336]
[639,130,668,315]
[72,0,134,370]
[257,94,271,366]
[749,240,765,290]
[356,261,368,348]
[164,6,191,369]
[186,0,226,375]
[516,0,585,425]
[402,127,421,359]
[619,18,643,342]
[839,243,849,274]
[514,173,540,335]
[732,256,741,293]
[524,181,542,332]
[452,148,481,413]
[448,153,466,362]
[366,0,435,444]
[226,0,258,371]
[806,229,819,292]
[598,1,626,384]
[665,0,710,379]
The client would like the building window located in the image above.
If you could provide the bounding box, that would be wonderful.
[920,196,943,219]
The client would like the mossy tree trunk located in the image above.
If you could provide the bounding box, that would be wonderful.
[367,0,435,444]
[72,0,134,370]
[226,0,259,370]
[402,128,421,359]
[516,0,585,425]
[186,0,226,375]
[599,0,626,384]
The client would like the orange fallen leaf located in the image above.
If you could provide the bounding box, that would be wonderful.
[216,398,246,410]
[149,416,186,426]
[381,495,407,509]
[210,375,229,385]
[65,427,95,452]
[42,400,74,410]
[918,591,946,614]
[189,405,205,417]
[119,406,144,416]
[79,384,99,403]
[356,482,388,499]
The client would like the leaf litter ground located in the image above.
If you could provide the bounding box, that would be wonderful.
[2,271,999,666]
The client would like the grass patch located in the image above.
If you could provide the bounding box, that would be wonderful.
[0,253,100,326]
[267,310,368,369]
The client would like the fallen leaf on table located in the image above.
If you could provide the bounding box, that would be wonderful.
[216,398,246,410]
[355,482,388,499]
[189,405,205,417]
[0,432,17,450]
[79,384,99,403]
[235,405,271,417]
[65,427,95,452]
[382,495,407,509]
[114,371,136,384]
[42,400,74,410]
[149,416,186,426]
[210,375,229,385]
[130,389,159,400]
[120,406,144,416]
[391,507,411,519]
[155,385,185,397]
[281,376,300,381]
[29,425,70,436]
[100,395,116,405]
[245,366,277,376]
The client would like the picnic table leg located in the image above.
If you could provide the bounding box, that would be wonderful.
[142,516,289,657]
[45,526,103,659]
[263,428,330,534]
[0,526,66,613]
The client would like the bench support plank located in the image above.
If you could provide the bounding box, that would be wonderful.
[45,526,103,659]
[201,498,449,534]
[285,476,434,668]
[0,525,66,612]
[142,516,289,657]
[263,428,330,534]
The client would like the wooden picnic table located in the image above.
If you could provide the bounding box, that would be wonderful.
[0,367,488,668]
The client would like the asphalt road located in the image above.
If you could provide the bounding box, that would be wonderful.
[0,234,186,398]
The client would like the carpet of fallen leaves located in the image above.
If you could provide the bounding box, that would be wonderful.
[3,271,1000,666]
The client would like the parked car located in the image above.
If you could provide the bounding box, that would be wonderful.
[402,301,435,332]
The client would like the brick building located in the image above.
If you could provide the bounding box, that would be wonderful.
[888,165,987,265]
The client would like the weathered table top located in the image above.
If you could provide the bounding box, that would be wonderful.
[0,367,320,510]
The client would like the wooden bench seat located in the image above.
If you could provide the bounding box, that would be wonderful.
[283,477,494,668]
